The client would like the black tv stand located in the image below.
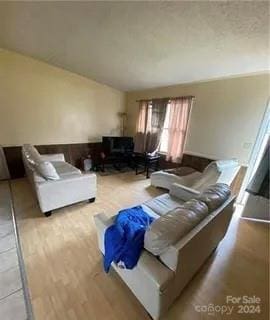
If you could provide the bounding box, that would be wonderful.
[99,136,134,171]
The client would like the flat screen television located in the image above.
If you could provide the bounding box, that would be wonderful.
[102,136,134,153]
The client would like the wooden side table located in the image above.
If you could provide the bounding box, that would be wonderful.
[134,153,160,178]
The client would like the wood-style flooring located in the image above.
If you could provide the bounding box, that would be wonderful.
[10,173,269,320]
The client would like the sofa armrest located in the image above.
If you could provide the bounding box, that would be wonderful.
[94,213,174,291]
[94,212,114,234]
[40,153,65,162]
[94,212,115,253]
[136,250,174,291]
[169,183,200,201]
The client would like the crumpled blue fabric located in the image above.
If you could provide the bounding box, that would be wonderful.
[104,206,154,273]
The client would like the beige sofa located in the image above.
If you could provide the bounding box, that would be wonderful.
[22,144,96,216]
[94,184,235,319]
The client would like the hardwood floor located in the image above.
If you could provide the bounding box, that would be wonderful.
[11,173,269,320]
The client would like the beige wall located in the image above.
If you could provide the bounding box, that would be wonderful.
[126,74,270,165]
[1,49,269,165]
[0,49,126,146]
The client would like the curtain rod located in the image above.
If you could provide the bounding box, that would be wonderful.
[136,96,195,102]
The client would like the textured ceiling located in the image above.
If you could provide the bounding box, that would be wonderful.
[0,1,269,91]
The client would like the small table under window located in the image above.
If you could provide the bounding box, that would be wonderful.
[133,153,160,178]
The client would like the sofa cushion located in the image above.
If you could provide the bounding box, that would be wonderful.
[196,183,231,212]
[144,193,184,216]
[51,161,81,177]
[144,199,208,256]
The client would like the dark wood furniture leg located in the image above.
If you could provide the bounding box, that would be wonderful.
[44,211,52,217]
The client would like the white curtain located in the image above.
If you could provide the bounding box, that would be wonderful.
[166,97,193,163]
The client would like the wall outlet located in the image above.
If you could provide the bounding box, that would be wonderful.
[243,142,252,149]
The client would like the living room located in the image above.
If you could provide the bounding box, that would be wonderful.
[0,1,269,320]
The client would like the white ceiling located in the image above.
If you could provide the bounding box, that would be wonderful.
[0,1,269,91]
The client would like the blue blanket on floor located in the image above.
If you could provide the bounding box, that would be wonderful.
[104,206,154,273]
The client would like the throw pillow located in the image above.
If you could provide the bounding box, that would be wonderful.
[36,161,60,180]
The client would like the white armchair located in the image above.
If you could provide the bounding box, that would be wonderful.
[151,159,240,192]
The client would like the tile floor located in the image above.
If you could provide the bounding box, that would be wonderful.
[0,181,29,320]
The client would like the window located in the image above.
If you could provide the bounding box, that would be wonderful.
[135,96,193,159]
[159,103,171,153]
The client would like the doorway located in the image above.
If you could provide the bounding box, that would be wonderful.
[237,99,270,221]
